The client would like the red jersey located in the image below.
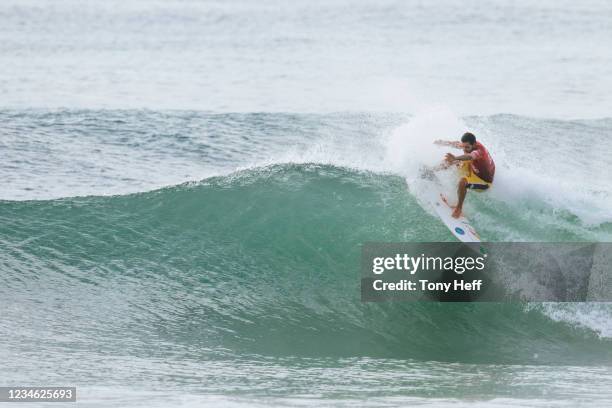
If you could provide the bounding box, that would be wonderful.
[468,141,495,183]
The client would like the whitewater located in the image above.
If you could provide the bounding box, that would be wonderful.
[2,0,612,407]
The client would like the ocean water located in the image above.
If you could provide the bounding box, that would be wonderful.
[1,1,612,407]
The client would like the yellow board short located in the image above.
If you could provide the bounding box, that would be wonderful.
[460,162,491,191]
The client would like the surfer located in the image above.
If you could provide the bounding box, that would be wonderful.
[434,132,495,218]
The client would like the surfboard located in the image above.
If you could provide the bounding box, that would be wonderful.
[418,166,482,243]
[431,191,481,242]
[420,168,481,242]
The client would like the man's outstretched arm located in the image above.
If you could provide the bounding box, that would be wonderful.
[434,140,463,148]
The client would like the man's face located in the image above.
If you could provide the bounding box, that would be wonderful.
[462,142,475,153]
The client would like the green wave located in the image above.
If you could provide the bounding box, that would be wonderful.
[1,163,610,364]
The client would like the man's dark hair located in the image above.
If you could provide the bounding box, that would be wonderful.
[461,132,476,145]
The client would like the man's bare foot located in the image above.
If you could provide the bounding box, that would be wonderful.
[452,207,462,218]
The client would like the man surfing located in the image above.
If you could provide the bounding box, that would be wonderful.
[434,132,495,218]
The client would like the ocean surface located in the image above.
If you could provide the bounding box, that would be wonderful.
[1,1,612,407]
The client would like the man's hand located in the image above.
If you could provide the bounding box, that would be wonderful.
[445,153,456,163]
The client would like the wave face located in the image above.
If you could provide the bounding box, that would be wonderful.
[2,164,611,367]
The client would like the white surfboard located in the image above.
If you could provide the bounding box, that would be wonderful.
[431,191,481,242]
[417,167,482,243]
